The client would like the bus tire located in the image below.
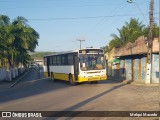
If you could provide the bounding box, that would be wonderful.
[51,72,55,82]
[69,74,76,85]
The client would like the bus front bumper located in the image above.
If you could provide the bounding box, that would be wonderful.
[78,75,107,82]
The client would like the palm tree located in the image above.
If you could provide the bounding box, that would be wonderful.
[143,23,159,38]
[125,18,145,42]
[11,16,39,68]
[0,15,13,68]
[108,18,145,50]
[0,15,39,71]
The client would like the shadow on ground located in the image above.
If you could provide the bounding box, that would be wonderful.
[0,77,70,104]
[0,71,126,105]
[43,83,127,119]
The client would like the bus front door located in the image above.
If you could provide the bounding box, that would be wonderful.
[73,55,79,81]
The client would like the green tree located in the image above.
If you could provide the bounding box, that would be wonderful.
[124,18,145,42]
[11,16,39,68]
[143,23,159,38]
[0,15,12,68]
[0,15,39,69]
[108,18,145,51]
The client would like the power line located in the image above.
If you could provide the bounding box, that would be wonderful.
[127,0,149,25]
[84,2,128,38]
[28,13,148,21]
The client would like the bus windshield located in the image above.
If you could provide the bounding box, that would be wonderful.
[79,54,105,71]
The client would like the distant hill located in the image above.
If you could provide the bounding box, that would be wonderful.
[30,52,56,60]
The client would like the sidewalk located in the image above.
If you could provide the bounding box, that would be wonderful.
[0,68,45,90]
[108,76,159,86]
[0,70,30,90]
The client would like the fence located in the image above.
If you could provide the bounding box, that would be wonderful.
[0,68,7,81]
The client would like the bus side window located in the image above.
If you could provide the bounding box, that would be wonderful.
[68,54,73,65]
[61,55,65,65]
[56,56,60,65]
[53,56,56,65]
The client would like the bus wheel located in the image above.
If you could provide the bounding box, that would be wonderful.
[69,74,76,85]
[51,72,55,82]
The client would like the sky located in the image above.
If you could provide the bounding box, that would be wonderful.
[0,0,159,52]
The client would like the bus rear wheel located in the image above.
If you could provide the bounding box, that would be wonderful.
[69,74,76,85]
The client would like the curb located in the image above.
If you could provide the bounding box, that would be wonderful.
[122,80,159,86]
[9,70,30,88]
[108,77,159,86]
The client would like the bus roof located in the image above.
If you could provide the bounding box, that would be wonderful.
[44,48,103,57]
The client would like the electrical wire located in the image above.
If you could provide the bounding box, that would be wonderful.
[83,2,128,38]
[28,13,148,21]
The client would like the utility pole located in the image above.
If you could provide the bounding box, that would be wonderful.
[77,39,85,49]
[147,0,154,83]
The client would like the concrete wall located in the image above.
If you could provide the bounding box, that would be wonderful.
[107,37,159,84]
[114,37,159,57]
[134,58,139,81]
[152,38,159,53]
[120,59,125,77]
[152,54,159,83]
[112,64,116,76]
[107,62,112,76]
[0,68,7,81]
[109,54,160,84]
[125,59,132,80]
[141,57,146,81]
[0,67,26,82]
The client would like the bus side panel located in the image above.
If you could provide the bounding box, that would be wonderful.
[50,65,74,81]
[54,73,69,81]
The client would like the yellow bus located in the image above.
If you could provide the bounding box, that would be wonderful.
[43,48,107,85]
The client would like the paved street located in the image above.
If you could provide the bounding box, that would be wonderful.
[0,69,159,120]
